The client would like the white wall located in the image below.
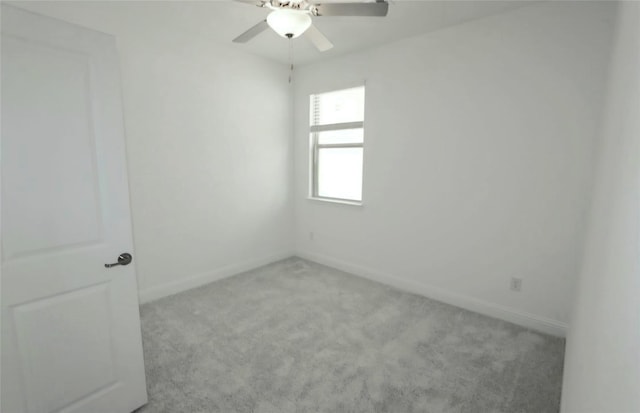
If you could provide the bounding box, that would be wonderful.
[13,2,294,301]
[561,3,640,411]
[123,35,294,301]
[293,2,617,335]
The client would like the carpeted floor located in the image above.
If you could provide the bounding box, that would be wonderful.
[136,258,565,413]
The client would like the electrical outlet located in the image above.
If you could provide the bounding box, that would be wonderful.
[510,277,523,292]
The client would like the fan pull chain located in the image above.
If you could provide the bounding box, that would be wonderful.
[288,36,294,84]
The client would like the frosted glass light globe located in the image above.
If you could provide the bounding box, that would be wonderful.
[267,9,312,39]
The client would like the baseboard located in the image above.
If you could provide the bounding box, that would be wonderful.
[138,250,295,304]
[296,250,568,337]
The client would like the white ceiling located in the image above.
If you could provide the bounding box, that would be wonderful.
[10,1,536,66]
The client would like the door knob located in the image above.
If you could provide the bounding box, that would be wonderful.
[105,253,133,268]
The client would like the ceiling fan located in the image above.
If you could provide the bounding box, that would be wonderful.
[232,0,389,52]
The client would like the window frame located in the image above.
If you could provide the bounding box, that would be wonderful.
[309,86,365,205]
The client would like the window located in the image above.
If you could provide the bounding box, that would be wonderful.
[310,86,365,203]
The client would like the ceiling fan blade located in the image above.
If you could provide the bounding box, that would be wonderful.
[305,24,333,52]
[233,20,269,43]
[234,0,267,6]
[313,1,389,17]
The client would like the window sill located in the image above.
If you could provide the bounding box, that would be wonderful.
[307,197,363,207]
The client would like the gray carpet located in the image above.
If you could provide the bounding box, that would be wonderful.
[137,258,564,413]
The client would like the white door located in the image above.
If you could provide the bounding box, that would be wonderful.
[1,5,148,413]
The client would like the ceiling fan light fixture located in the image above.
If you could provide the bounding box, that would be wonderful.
[266,9,312,38]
